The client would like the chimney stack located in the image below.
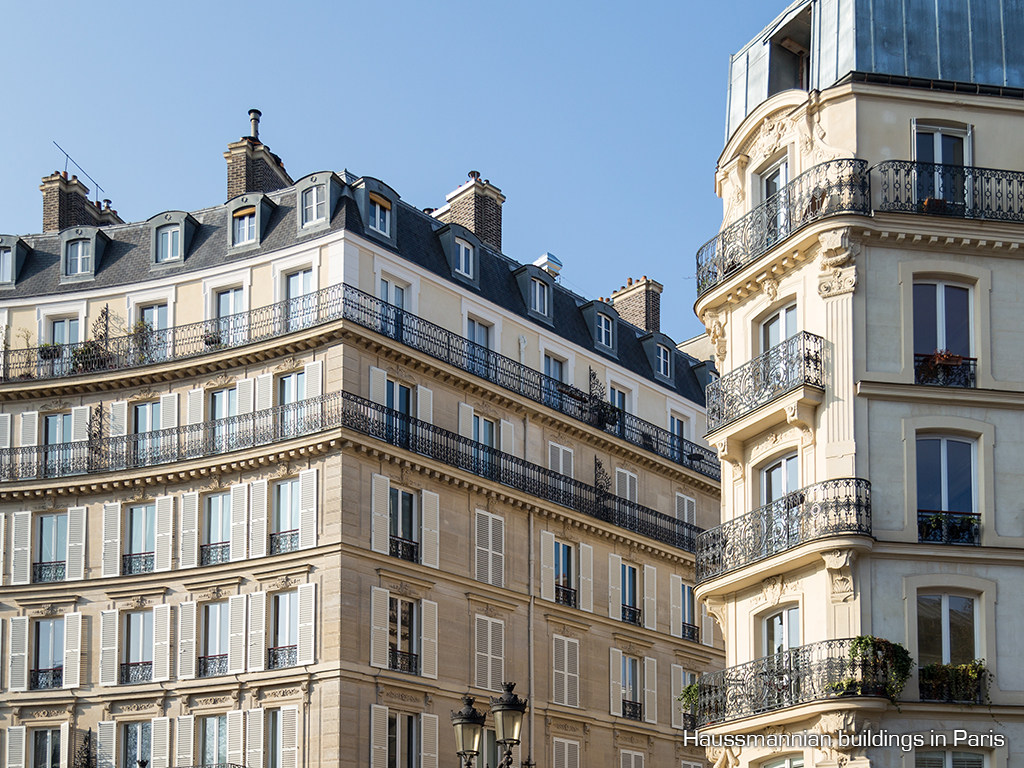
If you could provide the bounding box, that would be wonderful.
[39,171,124,232]
[249,108,261,140]
[433,170,505,252]
[610,276,664,333]
[224,109,293,200]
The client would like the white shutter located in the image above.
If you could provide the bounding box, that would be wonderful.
[490,513,504,588]
[579,543,593,612]
[179,601,197,679]
[160,393,179,429]
[420,713,438,768]
[369,367,387,405]
[230,483,249,562]
[101,502,121,577]
[6,726,25,768]
[644,657,657,723]
[151,718,171,768]
[670,574,683,638]
[9,616,28,691]
[155,495,174,572]
[226,710,244,767]
[228,593,247,674]
[671,664,685,729]
[251,477,271,557]
[237,377,255,415]
[187,388,204,425]
[420,599,438,679]
[566,635,579,707]
[500,419,515,455]
[63,611,82,688]
[153,604,172,682]
[475,614,490,689]
[643,564,657,631]
[255,374,274,412]
[304,360,323,400]
[110,401,128,438]
[370,587,389,668]
[0,413,9,452]
[246,709,265,768]
[281,706,299,768]
[180,492,199,569]
[475,510,491,585]
[12,510,30,585]
[553,634,567,705]
[60,727,70,768]
[19,411,37,447]
[176,716,195,767]
[66,506,87,581]
[97,721,116,768]
[609,553,622,619]
[609,647,623,716]
[701,602,715,646]
[416,385,432,423]
[370,705,388,768]
[616,469,638,502]
[297,582,316,665]
[370,474,390,554]
[71,406,90,442]
[458,403,474,438]
[554,739,580,768]
[540,530,555,602]
[0,513,5,588]
[248,591,266,673]
[676,493,696,526]
[99,609,119,686]
[420,490,439,569]
[298,468,318,550]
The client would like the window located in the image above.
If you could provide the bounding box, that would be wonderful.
[387,712,416,768]
[455,238,474,277]
[671,576,698,640]
[657,345,671,377]
[200,602,229,677]
[615,468,638,503]
[33,618,64,689]
[156,225,181,262]
[216,286,245,345]
[621,655,642,719]
[123,610,153,683]
[277,370,307,433]
[137,303,169,362]
[915,124,970,207]
[123,721,151,768]
[370,195,391,236]
[542,530,592,611]
[48,317,80,376]
[554,539,575,606]
[389,487,418,563]
[33,730,61,768]
[301,185,327,226]
[764,606,799,656]
[762,157,790,245]
[597,313,613,347]
[474,509,505,588]
[763,757,803,768]
[553,739,580,768]
[675,493,696,526]
[284,268,314,331]
[202,492,230,566]
[669,415,688,461]
[915,752,984,768]
[918,593,976,667]
[916,437,976,542]
[379,277,408,339]
[474,614,504,691]
[272,478,301,554]
[609,386,628,413]
[389,596,418,674]
[913,282,973,386]
[466,317,490,376]
[269,590,298,669]
[124,503,155,574]
[620,751,645,768]
[762,304,797,352]
[0,246,13,282]
[530,277,549,315]
[552,635,580,707]
[35,512,67,583]
[65,239,91,275]
[611,558,655,628]
[233,207,256,244]
[621,563,640,625]
[543,353,565,408]
[200,715,227,765]
[762,452,799,505]
[472,413,496,475]
[371,587,438,678]
[210,386,239,446]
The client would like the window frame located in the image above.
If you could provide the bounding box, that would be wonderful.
[530,277,550,316]
[369,194,391,236]
[916,591,978,666]
[597,312,613,348]
[915,434,977,515]
[454,237,474,278]
[155,224,182,263]
[913,280,973,357]
[65,238,91,276]
[301,184,327,227]
[762,604,800,657]
[656,344,671,377]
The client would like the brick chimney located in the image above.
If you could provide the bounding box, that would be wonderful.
[223,109,293,199]
[610,276,664,333]
[433,171,505,251]
[40,171,124,232]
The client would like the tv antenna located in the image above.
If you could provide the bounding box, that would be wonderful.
[53,141,105,202]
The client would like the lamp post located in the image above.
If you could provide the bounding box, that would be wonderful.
[450,695,486,768]
[489,682,528,768]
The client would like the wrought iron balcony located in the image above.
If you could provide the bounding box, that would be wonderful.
[269,530,300,555]
[197,654,228,678]
[621,604,643,626]
[33,561,66,583]
[877,160,1024,222]
[555,585,578,609]
[913,353,977,388]
[389,535,420,563]
[917,510,981,546]
[697,478,871,584]
[200,543,230,566]
[120,661,153,684]
[682,622,699,643]
[705,331,825,433]
[30,667,63,689]
[389,648,419,674]
[621,700,643,721]
[268,645,298,670]
[696,638,894,726]
[696,159,871,295]
[122,552,155,575]
[919,663,986,703]
[681,712,696,730]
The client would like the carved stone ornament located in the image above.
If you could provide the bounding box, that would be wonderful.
[390,582,416,598]
[267,574,297,592]
[34,604,63,617]
[621,642,643,657]
[197,585,226,602]
[482,605,501,619]
[274,357,300,372]
[625,545,640,564]
[708,745,741,768]
[702,309,727,364]
[801,91,851,165]
[761,277,779,303]
[43,400,72,412]
[823,549,856,603]
[269,462,292,479]
[560,523,579,543]
[557,624,579,639]
[819,265,858,298]
[128,387,158,403]
[28,706,75,720]
[124,595,149,610]
[398,466,422,490]
[753,575,801,607]
[116,702,157,714]
[748,116,788,162]
[818,229,859,270]
[813,712,869,767]
[205,373,235,390]
[265,688,300,699]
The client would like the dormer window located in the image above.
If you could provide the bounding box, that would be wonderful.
[233,208,256,245]
[0,247,12,283]
[455,238,474,278]
[530,278,549,315]
[301,185,326,226]
[597,313,613,348]
[156,225,181,263]
[66,239,91,275]
[657,345,671,377]
[369,194,391,236]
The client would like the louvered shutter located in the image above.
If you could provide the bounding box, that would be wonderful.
[676,493,696,526]
[66,506,87,581]
[246,710,264,768]
[490,513,504,587]
[370,587,389,668]
[180,492,199,569]
[64,724,77,768]
[305,361,323,400]
[237,378,254,415]
[297,583,316,665]
[369,367,387,405]
[644,657,657,723]
[281,707,299,768]
[6,726,25,768]
[475,511,491,584]
[540,530,555,601]
[71,406,90,442]
[226,710,244,767]
[701,603,715,646]
[187,389,204,424]
[20,411,37,448]
[579,543,593,612]
[566,636,579,706]
[643,564,657,631]
[616,469,638,502]
[154,495,174,572]
[500,419,515,455]
[416,385,432,423]
[176,716,195,767]
[9,616,28,691]
[370,474,390,554]
[420,599,438,679]
[420,713,438,768]
[474,615,490,689]
[608,554,622,619]
[0,514,6,587]
[110,401,128,438]
[160,393,178,455]
[298,468,318,550]
[248,591,266,673]
[491,618,505,693]
[420,490,439,569]
[178,601,197,679]
[553,635,566,704]
[228,593,247,674]
[151,718,170,768]
[256,374,274,412]
[248,480,268,559]
[670,574,683,638]
[63,612,82,688]
[153,604,172,682]
[99,610,119,686]
[230,483,248,562]
[12,510,30,585]
[97,721,115,768]
[458,403,473,438]
[671,664,685,729]
[609,647,623,716]
[0,414,9,476]
[101,502,121,577]
[370,705,388,768]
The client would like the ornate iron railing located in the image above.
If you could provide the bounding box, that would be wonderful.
[681,712,696,730]
[555,585,578,609]
[913,354,977,388]
[697,478,871,583]
[919,665,986,703]
[389,535,420,563]
[696,638,893,726]
[705,331,825,432]
[621,604,643,626]
[197,654,228,678]
[268,645,298,670]
[389,648,419,674]
[33,561,66,583]
[696,159,871,295]
[917,510,981,546]
[120,661,153,684]
[269,530,299,555]
[122,552,155,575]
[621,700,643,721]
[30,667,63,689]
[200,543,230,566]
[877,160,1024,222]
[682,622,699,643]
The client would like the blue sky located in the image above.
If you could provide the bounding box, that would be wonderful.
[0,0,775,342]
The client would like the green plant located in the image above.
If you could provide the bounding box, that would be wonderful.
[38,342,62,360]
[72,340,109,371]
[132,319,154,362]
[679,682,699,711]
[919,659,989,705]
[825,677,860,696]
[848,635,914,706]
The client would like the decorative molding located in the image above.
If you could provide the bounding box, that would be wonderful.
[196,585,229,602]
[115,701,159,714]
[27,707,75,720]
[482,605,501,619]
[785,402,815,435]
[760,277,779,303]
[812,712,869,767]
[822,549,856,603]
[194,696,229,707]
[708,746,741,768]
[752,575,801,607]
[555,624,579,639]
[388,581,419,599]
[268,462,292,479]
[819,265,858,298]
[701,308,728,365]
[122,595,149,610]
[128,387,159,403]
[265,688,301,699]
[274,357,300,372]
[560,523,580,543]
[42,400,72,412]
[204,373,236,390]
[34,604,65,617]
[265,574,299,592]
[624,545,640,564]
[818,229,858,270]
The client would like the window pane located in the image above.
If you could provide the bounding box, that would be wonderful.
[917,132,936,165]
[944,285,970,356]
[914,284,938,354]
[948,596,975,664]
[916,438,943,511]
[945,439,973,513]
[951,753,984,768]
[766,611,784,655]
[917,594,943,666]
[915,753,946,768]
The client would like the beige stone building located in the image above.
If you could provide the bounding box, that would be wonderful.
[0,113,722,768]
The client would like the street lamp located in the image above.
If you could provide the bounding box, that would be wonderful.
[490,682,528,768]
[450,695,486,768]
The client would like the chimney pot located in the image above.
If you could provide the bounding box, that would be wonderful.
[248,109,262,140]
[468,170,481,181]
[627,277,633,286]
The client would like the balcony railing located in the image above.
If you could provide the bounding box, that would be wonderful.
[705,331,825,432]
[30,667,63,689]
[200,543,230,566]
[621,700,643,721]
[555,584,578,609]
[120,661,153,684]
[697,478,872,583]
[917,510,981,546]
[389,535,420,563]
[268,645,298,670]
[269,530,299,555]
[696,159,871,295]
[122,552,155,575]
[696,638,893,726]
[621,604,643,626]
[919,663,986,703]
[33,561,66,583]
[681,712,696,730]
[389,648,419,674]
[682,622,699,643]
[877,160,1024,222]
[197,654,228,678]
[913,353,977,388]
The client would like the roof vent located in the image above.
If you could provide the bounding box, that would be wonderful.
[534,252,562,278]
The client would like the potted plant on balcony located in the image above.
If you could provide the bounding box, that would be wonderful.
[38,342,62,361]
[923,196,948,214]
[203,329,223,348]
[680,681,699,711]
[131,319,154,364]
[72,340,113,372]
[847,635,914,705]
[919,659,988,704]
[932,348,963,366]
